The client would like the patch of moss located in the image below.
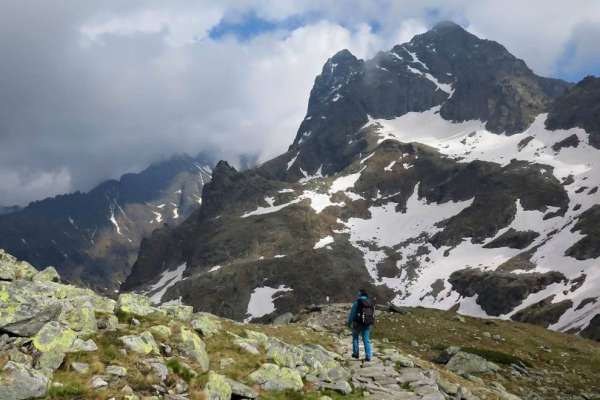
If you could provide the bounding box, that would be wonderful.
[461,347,532,367]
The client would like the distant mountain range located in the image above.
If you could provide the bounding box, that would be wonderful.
[121,22,600,341]
[0,154,213,293]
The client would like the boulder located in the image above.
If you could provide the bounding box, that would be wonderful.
[159,302,193,321]
[71,362,90,374]
[32,321,77,353]
[149,324,172,338]
[191,313,222,337]
[0,361,49,400]
[225,378,258,399]
[248,363,304,391]
[0,250,37,280]
[37,350,65,372]
[446,351,500,375]
[32,267,60,283]
[272,312,295,325]
[175,327,209,372]
[106,365,127,377]
[0,282,62,336]
[116,293,163,318]
[59,298,97,336]
[89,375,108,390]
[70,338,98,352]
[119,331,160,355]
[204,371,232,400]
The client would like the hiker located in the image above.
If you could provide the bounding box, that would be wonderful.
[347,289,374,361]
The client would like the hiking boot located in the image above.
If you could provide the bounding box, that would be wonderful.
[351,353,359,359]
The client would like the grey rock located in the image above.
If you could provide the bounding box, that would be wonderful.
[89,375,108,389]
[316,380,352,395]
[0,361,49,400]
[272,312,295,325]
[226,378,259,399]
[446,351,500,375]
[71,362,90,374]
[106,365,127,377]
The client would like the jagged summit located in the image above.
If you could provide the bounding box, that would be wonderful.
[269,22,571,183]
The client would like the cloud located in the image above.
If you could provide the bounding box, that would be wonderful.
[0,0,598,205]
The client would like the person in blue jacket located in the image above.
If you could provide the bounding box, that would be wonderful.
[347,289,374,361]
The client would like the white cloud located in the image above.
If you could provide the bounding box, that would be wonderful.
[0,1,598,205]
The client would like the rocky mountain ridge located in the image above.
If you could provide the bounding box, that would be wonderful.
[124,23,600,340]
[0,154,213,293]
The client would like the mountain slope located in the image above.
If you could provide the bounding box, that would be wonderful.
[0,154,212,292]
[123,23,600,341]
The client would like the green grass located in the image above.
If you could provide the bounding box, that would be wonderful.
[166,358,196,382]
[46,382,88,399]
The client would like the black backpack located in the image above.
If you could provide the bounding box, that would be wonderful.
[356,298,375,326]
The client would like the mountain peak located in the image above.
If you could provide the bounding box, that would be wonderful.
[431,20,463,31]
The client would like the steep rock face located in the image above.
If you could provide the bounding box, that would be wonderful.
[0,154,212,292]
[448,269,567,316]
[546,76,600,148]
[260,21,569,181]
[124,23,600,339]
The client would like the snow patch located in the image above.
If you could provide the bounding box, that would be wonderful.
[147,263,187,304]
[314,236,334,249]
[244,285,293,322]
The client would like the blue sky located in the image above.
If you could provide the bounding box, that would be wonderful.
[0,0,599,205]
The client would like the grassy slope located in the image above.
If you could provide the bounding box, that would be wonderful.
[372,307,600,396]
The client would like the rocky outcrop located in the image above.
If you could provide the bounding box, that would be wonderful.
[448,269,567,316]
[511,296,573,327]
[546,75,600,148]
[565,204,600,260]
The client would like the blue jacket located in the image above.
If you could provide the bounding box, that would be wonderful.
[347,295,369,326]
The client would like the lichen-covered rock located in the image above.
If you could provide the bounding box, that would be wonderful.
[37,350,66,372]
[159,302,193,321]
[59,298,97,336]
[204,371,232,400]
[244,330,269,347]
[150,324,171,338]
[32,266,60,283]
[119,331,160,355]
[176,327,209,371]
[70,338,98,352]
[0,281,62,336]
[248,363,304,391]
[32,321,77,353]
[0,250,38,281]
[266,338,304,368]
[191,312,222,337]
[0,361,49,400]
[117,293,164,318]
